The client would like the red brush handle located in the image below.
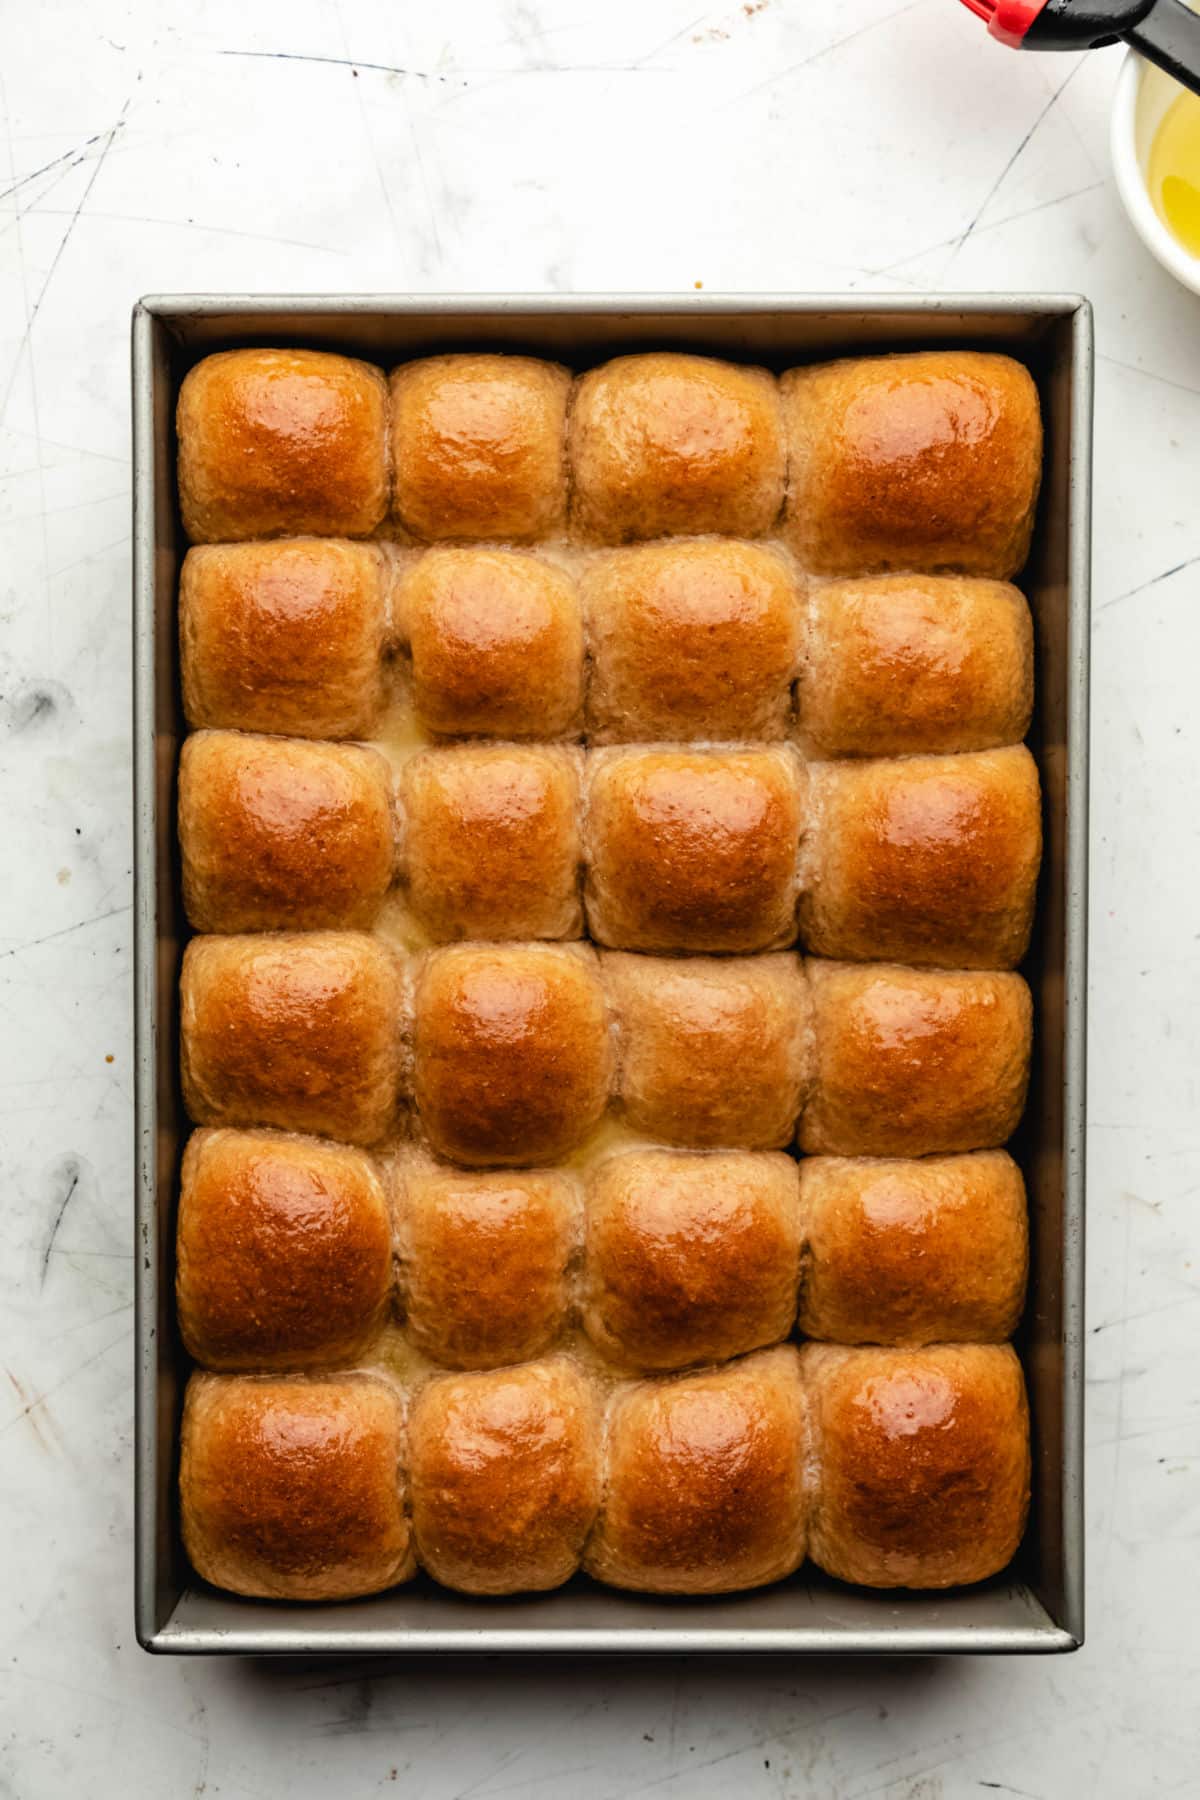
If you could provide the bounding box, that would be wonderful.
[957,0,1052,47]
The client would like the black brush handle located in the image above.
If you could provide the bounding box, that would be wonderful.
[1128,0,1200,94]
[1028,0,1200,96]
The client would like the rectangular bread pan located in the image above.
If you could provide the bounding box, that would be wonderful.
[133,294,1090,1655]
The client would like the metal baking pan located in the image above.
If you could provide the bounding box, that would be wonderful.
[133,294,1090,1655]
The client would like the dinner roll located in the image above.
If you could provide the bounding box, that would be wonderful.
[398,744,582,942]
[408,1359,600,1594]
[177,1129,393,1371]
[800,960,1032,1158]
[583,538,800,742]
[398,548,584,738]
[394,1152,579,1367]
[585,1347,808,1594]
[390,353,570,542]
[798,1151,1028,1345]
[179,731,395,934]
[181,932,403,1146]
[583,1150,802,1371]
[570,353,785,542]
[801,746,1042,969]
[180,1372,413,1600]
[177,349,389,542]
[179,540,391,740]
[782,351,1042,578]
[411,945,611,1165]
[604,952,812,1150]
[585,748,803,953]
[802,1343,1030,1588]
[798,575,1034,757]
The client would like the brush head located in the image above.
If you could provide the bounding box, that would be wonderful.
[956,0,1051,48]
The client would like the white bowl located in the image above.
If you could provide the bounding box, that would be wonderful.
[1111,49,1200,295]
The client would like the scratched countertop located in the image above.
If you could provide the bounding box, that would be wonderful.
[2,3,1198,1795]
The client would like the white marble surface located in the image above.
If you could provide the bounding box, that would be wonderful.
[2,1,1199,1794]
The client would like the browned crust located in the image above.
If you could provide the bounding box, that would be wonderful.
[180,1371,414,1600]
[798,1151,1028,1345]
[782,351,1042,578]
[177,1128,393,1371]
[802,1343,1031,1587]
[584,1346,808,1594]
[177,349,389,542]
[389,354,570,542]
[408,1359,600,1593]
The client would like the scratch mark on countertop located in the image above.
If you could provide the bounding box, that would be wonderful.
[0,1327,130,1441]
[40,1155,83,1285]
[0,125,115,205]
[0,902,130,960]
[221,48,450,80]
[1098,552,1200,614]
[944,58,1083,270]
[869,179,1104,277]
[735,0,923,101]
[0,94,130,431]
[1100,353,1200,401]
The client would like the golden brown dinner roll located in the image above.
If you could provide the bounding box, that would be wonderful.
[782,351,1042,578]
[398,744,582,942]
[408,1359,600,1594]
[585,1347,808,1594]
[177,349,389,542]
[181,932,403,1146]
[800,960,1032,1158]
[570,353,785,542]
[176,1128,393,1370]
[802,1342,1030,1588]
[398,547,584,738]
[604,952,812,1149]
[179,731,396,934]
[390,353,570,542]
[411,944,611,1165]
[179,540,391,740]
[583,1150,802,1371]
[801,746,1042,969]
[394,1151,579,1367]
[180,1371,413,1600]
[798,1151,1028,1345]
[585,747,803,953]
[583,538,800,742]
[798,575,1034,757]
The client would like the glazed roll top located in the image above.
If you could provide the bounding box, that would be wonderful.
[394,1152,580,1369]
[583,538,800,743]
[177,349,390,542]
[782,350,1043,578]
[801,746,1042,970]
[798,1151,1028,1345]
[179,731,396,934]
[582,1149,802,1371]
[798,574,1034,758]
[801,1342,1031,1588]
[176,1128,393,1371]
[395,547,584,738]
[800,960,1033,1158]
[179,539,391,740]
[180,1372,414,1600]
[411,944,613,1165]
[180,932,404,1146]
[569,353,786,542]
[585,747,804,953]
[605,951,812,1150]
[397,744,583,943]
[407,1359,601,1594]
[389,354,571,542]
[584,1346,809,1595]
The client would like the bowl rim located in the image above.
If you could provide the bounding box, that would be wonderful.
[1111,47,1200,296]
